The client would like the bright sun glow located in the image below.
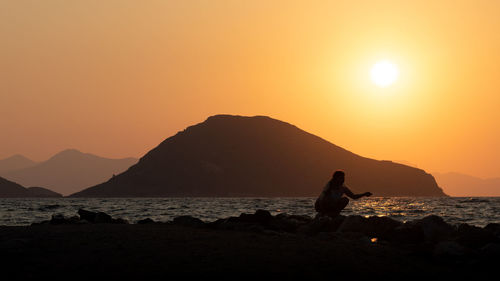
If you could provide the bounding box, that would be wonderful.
[370,60,399,87]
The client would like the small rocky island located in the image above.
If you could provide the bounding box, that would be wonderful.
[71,115,446,197]
[1,209,497,278]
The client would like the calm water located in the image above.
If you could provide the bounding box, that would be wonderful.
[0,197,498,227]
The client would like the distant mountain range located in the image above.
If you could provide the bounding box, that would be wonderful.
[0,150,138,196]
[433,172,500,197]
[0,154,37,174]
[71,115,446,197]
[0,176,61,198]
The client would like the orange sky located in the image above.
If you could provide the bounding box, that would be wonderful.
[1,0,500,178]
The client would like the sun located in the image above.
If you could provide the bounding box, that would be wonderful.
[370,60,399,87]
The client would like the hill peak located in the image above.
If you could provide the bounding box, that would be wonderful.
[45,149,96,163]
[203,114,294,127]
[206,114,278,121]
[0,154,37,174]
[1,154,33,162]
[52,148,85,156]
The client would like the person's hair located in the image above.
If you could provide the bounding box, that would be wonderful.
[332,170,345,180]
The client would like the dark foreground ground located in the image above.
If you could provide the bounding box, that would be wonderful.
[0,210,499,279]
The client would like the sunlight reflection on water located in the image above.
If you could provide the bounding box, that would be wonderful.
[0,197,498,226]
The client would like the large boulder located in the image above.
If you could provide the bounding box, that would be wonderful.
[388,215,457,244]
[484,223,500,238]
[94,212,114,224]
[48,214,80,225]
[480,243,500,258]
[78,209,98,222]
[77,209,128,224]
[297,215,345,235]
[337,215,402,239]
[172,216,205,228]
[237,209,274,225]
[336,215,366,233]
[206,210,277,232]
[433,241,466,258]
[456,224,498,248]
[137,218,156,224]
[365,216,403,238]
[418,215,456,242]
[388,222,425,244]
[274,213,313,232]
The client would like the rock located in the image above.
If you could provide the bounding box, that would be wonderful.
[76,219,90,224]
[336,216,402,240]
[254,209,273,222]
[112,218,129,224]
[433,241,466,258]
[94,212,113,224]
[484,223,500,237]
[49,214,69,225]
[388,215,455,244]
[337,231,372,245]
[418,215,456,243]
[77,209,126,224]
[173,216,205,228]
[68,216,81,224]
[207,218,236,230]
[274,214,312,232]
[366,216,403,239]
[0,238,32,250]
[456,223,498,248]
[480,243,500,258]
[337,215,367,233]
[245,224,266,233]
[237,210,274,225]
[48,214,81,225]
[207,217,263,232]
[358,235,373,246]
[78,209,97,222]
[275,213,312,224]
[206,210,279,232]
[316,232,330,240]
[137,218,155,224]
[388,222,425,244]
[297,215,345,235]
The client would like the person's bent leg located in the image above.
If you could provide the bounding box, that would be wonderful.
[323,198,349,218]
[338,197,349,211]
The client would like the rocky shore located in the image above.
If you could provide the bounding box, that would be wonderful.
[1,209,499,279]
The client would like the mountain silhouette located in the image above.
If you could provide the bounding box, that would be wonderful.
[2,149,137,196]
[71,115,446,197]
[433,172,500,197]
[0,176,61,198]
[0,154,37,174]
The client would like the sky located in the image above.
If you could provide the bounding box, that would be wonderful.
[1,0,500,179]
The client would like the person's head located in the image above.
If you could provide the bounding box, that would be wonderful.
[331,170,345,185]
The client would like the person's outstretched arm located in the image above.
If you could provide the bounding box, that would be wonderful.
[343,186,372,200]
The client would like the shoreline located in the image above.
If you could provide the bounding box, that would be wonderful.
[0,209,499,278]
[1,197,498,227]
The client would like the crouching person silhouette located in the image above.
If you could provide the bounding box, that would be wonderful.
[314,170,372,217]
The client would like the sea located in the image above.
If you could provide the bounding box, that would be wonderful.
[0,197,498,227]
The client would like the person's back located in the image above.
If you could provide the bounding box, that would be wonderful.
[315,170,372,217]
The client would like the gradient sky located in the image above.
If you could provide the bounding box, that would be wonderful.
[1,0,500,179]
